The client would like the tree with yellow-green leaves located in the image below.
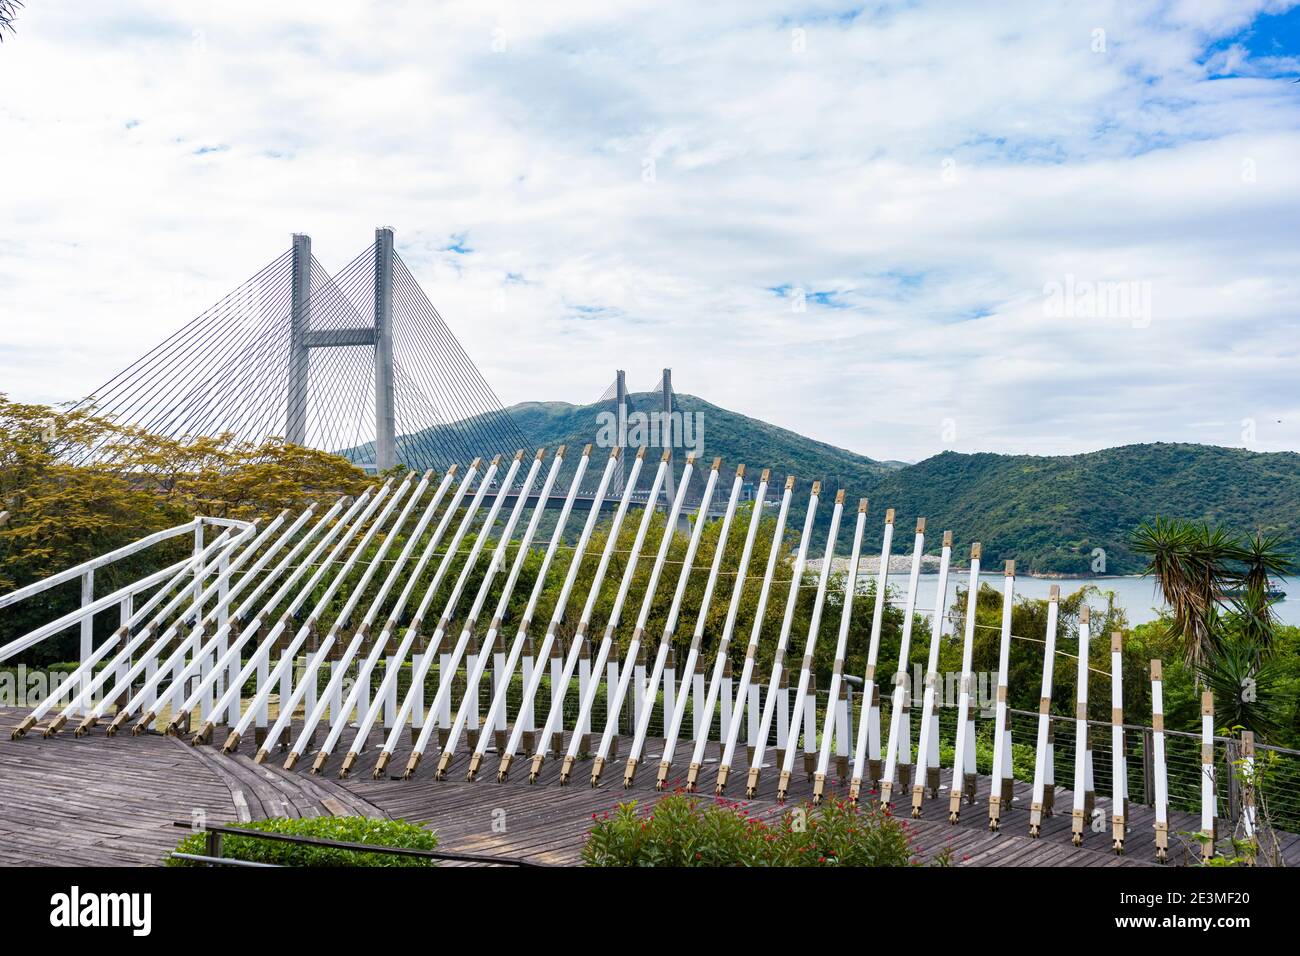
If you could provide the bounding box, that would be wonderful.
[0,395,369,662]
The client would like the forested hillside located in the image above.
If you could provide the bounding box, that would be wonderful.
[488,395,1300,575]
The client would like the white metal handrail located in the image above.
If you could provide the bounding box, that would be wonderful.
[0,516,255,662]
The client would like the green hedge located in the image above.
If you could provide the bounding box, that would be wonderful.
[168,816,439,867]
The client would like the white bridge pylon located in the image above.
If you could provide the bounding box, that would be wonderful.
[2,450,1214,862]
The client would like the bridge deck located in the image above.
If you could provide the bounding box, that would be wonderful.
[4,708,1295,867]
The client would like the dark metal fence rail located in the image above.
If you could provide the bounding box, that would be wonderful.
[170,820,543,867]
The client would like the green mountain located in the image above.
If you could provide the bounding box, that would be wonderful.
[507,392,897,488]
[865,444,1300,575]
[386,393,1300,576]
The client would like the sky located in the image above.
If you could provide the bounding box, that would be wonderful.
[1,0,1299,464]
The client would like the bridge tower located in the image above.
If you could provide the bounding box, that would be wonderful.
[661,367,675,506]
[285,233,312,446]
[283,227,398,471]
[373,227,397,471]
[615,369,628,491]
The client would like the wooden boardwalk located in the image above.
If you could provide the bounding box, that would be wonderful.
[4,707,1295,867]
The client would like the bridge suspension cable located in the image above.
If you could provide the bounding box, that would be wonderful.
[73,229,529,473]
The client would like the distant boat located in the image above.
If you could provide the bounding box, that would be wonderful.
[1219,587,1286,602]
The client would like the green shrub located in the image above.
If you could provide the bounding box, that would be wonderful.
[581,793,947,867]
[168,816,438,867]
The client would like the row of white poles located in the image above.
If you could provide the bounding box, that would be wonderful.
[10,450,1229,862]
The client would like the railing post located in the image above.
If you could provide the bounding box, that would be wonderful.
[205,830,223,865]
[193,521,204,604]
[1225,737,1240,823]
[116,591,133,699]
[78,569,94,716]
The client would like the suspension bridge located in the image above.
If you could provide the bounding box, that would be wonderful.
[1,230,1294,867]
[79,229,528,474]
[77,227,720,518]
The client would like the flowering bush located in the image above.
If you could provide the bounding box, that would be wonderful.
[581,792,949,867]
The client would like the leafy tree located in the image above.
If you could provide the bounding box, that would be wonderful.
[0,395,368,662]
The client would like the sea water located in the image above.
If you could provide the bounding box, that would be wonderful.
[881,574,1299,632]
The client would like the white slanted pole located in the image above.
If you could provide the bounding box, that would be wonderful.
[190,493,369,743]
[558,452,669,784]
[881,517,926,807]
[946,543,982,823]
[219,480,398,754]
[279,471,447,768]
[459,446,593,780]
[362,452,541,777]
[323,452,517,775]
[1070,604,1092,846]
[713,477,797,794]
[712,476,790,796]
[161,503,335,732]
[1028,585,1060,837]
[531,448,647,782]
[683,470,773,792]
[1200,690,1216,862]
[388,450,551,777]
[410,448,565,777]
[1110,631,1127,853]
[849,510,897,804]
[742,482,822,799]
[15,528,237,738]
[624,457,723,787]
[656,466,747,789]
[987,560,1016,831]
[910,530,952,818]
[59,527,248,734]
[589,454,697,787]
[103,516,287,735]
[26,635,126,732]
[812,499,868,804]
[496,449,620,782]
[278,469,447,768]
[1150,659,1169,863]
[248,473,419,760]
[774,489,844,801]
[143,508,320,734]
[330,455,527,780]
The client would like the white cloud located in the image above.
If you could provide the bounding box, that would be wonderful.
[1,0,1299,462]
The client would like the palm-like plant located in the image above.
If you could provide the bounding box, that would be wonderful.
[1130,517,1234,670]
[1133,518,1295,743]
[1130,519,1295,664]
[1235,531,1294,593]
[1196,639,1285,740]
[0,1,22,42]
[1226,531,1296,651]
